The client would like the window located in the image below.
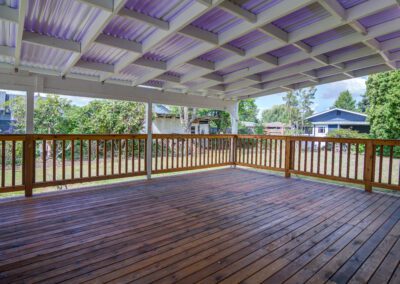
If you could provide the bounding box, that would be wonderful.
[317,127,325,134]
[191,126,196,134]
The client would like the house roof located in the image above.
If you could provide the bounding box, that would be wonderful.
[0,0,399,103]
[306,108,367,120]
[312,121,369,125]
[154,104,171,115]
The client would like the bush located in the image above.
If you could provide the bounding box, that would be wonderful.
[327,129,369,153]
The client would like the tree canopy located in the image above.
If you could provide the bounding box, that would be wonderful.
[332,90,356,111]
[366,70,400,139]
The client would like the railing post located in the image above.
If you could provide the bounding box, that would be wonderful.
[284,137,292,178]
[24,135,34,197]
[364,140,374,192]
[230,135,237,167]
[145,102,152,180]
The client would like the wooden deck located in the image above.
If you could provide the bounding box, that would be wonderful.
[0,168,399,284]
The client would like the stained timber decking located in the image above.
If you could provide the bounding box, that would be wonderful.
[0,168,399,283]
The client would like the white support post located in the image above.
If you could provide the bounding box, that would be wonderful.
[228,101,239,167]
[25,91,34,134]
[145,102,153,180]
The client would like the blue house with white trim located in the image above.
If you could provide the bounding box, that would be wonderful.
[306,108,370,137]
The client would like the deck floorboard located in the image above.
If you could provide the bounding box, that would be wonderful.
[0,168,399,283]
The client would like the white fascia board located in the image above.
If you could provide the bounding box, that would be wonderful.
[95,34,142,53]
[22,31,81,53]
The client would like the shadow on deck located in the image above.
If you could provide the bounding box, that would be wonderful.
[0,168,399,283]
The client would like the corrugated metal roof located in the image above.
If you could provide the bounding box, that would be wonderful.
[217,58,262,76]
[25,0,104,42]
[120,64,154,79]
[358,6,400,28]
[191,7,243,34]
[0,20,16,47]
[268,45,300,58]
[81,43,129,65]
[302,25,356,47]
[231,0,283,15]
[169,64,202,76]
[229,30,272,51]
[198,48,234,63]
[337,0,368,9]
[272,3,330,33]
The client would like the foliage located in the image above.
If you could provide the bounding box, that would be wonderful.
[197,109,230,133]
[357,92,369,113]
[332,90,356,111]
[261,104,288,123]
[75,100,145,134]
[298,86,316,128]
[254,121,264,135]
[239,99,258,122]
[366,70,400,140]
[283,91,299,127]
[327,128,369,153]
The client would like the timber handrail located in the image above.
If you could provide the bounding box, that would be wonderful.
[0,134,398,196]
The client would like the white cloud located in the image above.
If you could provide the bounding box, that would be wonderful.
[318,77,367,100]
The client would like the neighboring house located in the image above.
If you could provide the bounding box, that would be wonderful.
[240,121,257,133]
[264,122,291,135]
[152,105,212,134]
[306,108,369,137]
[0,91,19,134]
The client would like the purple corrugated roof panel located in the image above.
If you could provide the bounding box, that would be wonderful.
[103,15,157,43]
[268,45,300,57]
[376,31,400,42]
[229,30,272,51]
[21,42,73,71]
[191,7,243,34]
[272,3,330,33]
[169,64,202,76]
[231,0,283,15]
[389,47,400,54]
[324,43,366,57]
[81,43,129,65]
[0,0,19,8]
[125,0,194,22]
[358,7,400,28]
[217,58,262,76]
[198,48,234,63]
[337,0,367,9]
[120,64,153,79]
[302,25,355,47]
[143,34,201,62]
[259,59,313,77]
[25,0,104,42]
[0,20,17,47]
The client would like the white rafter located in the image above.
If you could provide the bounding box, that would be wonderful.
[14,0,27,69]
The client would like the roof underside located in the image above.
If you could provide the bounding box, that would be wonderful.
[0,0,400,101]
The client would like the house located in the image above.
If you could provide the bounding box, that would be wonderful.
[0,91,20,133]
[306,108,370,137]
[152,105,212,134]
[264,122,291,135]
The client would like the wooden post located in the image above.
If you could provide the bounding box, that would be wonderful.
[284,137,292,178]
[145,102,152,179]
[364,140,374,192]
[24,135,34,197]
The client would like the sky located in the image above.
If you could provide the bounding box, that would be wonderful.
[255,77,367,118]
[2,76,368,115]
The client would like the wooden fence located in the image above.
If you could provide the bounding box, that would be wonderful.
[0,134,399,196]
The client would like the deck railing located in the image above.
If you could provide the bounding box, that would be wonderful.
[0,134,399,196]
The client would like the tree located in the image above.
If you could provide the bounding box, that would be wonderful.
[298,87,316,129]
[75,100,145,134]
[366,70,400,140]
[332,90,356,111]
[283,91,299,127]
[197,109,230,133]
[239,99,258,122]
[261,104,288,123]
[357,92,369,113]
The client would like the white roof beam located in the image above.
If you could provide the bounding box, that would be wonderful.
[22,31,81,53]
[178,25,218,45]
[219,1,257,23]
[156,74,181,83]
[259,24,288,43]
[220,44,246,56]
[119,8,169,31]
[62,0,126,77]
[0,4,19,23]
[75,60,115,73]
[77,0,114,12]
[95,34,142,53]
[134,58,167,70]
[14,0,27,69]
[380,37,400,51]
[187,59,215,70]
